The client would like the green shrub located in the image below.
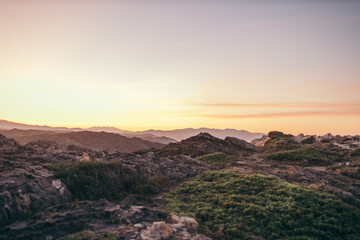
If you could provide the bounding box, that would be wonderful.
[266,147,334,166]
[50,161,159,201]
[196,152,231,165]
[163,170,360,240]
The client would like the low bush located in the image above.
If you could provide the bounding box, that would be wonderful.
[196,152,231,165]
[163,170,360,240]
[50,161,159,201]
[266,147,335,166]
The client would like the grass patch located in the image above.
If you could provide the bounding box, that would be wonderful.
[163,170,360,240]
[196,152,231,165]
[50,161,159,201]
[58,230,116,240]
[266,147,335,166]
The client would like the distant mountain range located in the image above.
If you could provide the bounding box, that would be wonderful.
[0,120,264,143]
[138,128,264,142]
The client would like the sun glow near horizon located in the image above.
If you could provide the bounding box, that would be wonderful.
[1,1,360,135]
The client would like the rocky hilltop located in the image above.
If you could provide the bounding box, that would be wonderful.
[157,132,258,158]
[1,131,360,239]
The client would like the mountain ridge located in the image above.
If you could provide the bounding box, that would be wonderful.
[0,120,264,142]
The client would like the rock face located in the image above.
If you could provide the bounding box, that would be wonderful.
[0,135,72,227]
[157,132,258,158]
[0,134,20,151]
[1,195,211,240]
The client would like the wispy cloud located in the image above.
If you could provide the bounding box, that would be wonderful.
[183,102,360,119]
[191,111,360,120]
[338,15,360,22]
[241,17,310,28]
[186,102,360,109]
[241,15,360,29]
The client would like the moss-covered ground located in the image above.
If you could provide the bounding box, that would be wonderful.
[265,147,342,166]
[163,170,360,240]
[196,152,232,165]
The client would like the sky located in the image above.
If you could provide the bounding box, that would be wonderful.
[0,0,360,135]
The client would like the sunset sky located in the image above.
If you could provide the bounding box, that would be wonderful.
[1,1,360,135]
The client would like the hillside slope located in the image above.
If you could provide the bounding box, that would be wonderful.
[0,129,164,153]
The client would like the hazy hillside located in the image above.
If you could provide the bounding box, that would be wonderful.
[157,132,258,158]
[0,119,82,131]
[0,129,164,153]
[87,127,177,144]
[139,128,264,142]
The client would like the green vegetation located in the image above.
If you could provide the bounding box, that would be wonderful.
[196,152,231,165]
[266,147,334,166]
[329,160,360,180]
[58,230,116,240]
[341,167,360,180]
[350,148,360,157]
[300,136,316,144]
[163,170,360,240]
[50,161,159,201]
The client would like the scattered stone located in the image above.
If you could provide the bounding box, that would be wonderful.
[141,221,173,240]
[80,152,91,162]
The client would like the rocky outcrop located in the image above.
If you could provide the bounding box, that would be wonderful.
[157,132,257,158]
[104,153,210,188]
[1,195,210,240]
[140,215,210,240]
[0,134,20,151]
[225,136,259,151]
[250,135,270,147]
[0,146,72,226]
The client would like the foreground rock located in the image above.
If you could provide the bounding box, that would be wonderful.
[0,134,211,239]
[140,215,210,240]
[0,137,72,227]
[1,195,210,240]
